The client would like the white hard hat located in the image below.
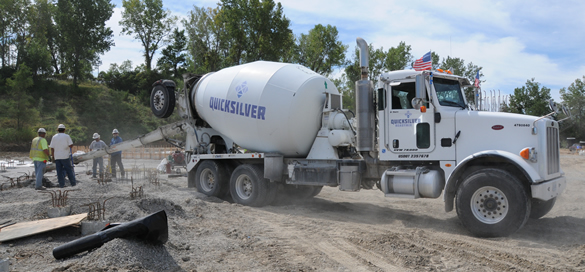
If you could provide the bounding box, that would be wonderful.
[93,133,100,139]
[58,124,66,129]
[38,128,46,133]
[112,129,119,134]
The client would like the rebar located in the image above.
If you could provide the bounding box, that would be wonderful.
[81,197,113,221]
[0,176,19,190]
[38,189,80,207]
[129,177,143,199]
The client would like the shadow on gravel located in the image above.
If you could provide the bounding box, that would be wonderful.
[262,197,469,236]
[516,216,585,245]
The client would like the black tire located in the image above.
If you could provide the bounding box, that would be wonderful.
[230,164,276,207]
[193,160,229,197]
[150,84,175,118]
[309,186,323,197]
[284,185,320,199]
[529,197,556,219]
[455,168,530,237]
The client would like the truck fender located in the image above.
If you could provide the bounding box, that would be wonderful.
[443,150,541,212]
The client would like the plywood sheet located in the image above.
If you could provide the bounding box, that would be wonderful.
[0,213,87,242]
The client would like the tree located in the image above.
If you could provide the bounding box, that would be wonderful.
[560,76,585,140]
[3,63,39,130]
[157,28,187,79]
[120,0,175,72]
[508,78,551,116]
[56,0,114,87]
[339,42,413,111]
[293,24,347,76]
[183,6,226,74]
[385,41,413,71]
[22,0,54,76]
[217,0,293,65]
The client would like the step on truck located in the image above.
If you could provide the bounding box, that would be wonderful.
[149,37,566,237]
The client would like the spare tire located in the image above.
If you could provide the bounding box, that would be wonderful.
[150,84,175,118]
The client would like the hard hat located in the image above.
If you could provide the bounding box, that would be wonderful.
[58,124,66,129]
[112,129,119,134]
[38,128,46,133]
[93,133,100,139]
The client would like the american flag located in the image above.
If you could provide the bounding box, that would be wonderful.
[413,51,432,71]
[474,70,480,88]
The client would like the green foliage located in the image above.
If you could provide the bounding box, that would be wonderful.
[120,0,176,72]
[157,28,188,79]
[559,76,585,139]
[99,60,164,105]
[56,0,114,87]
[183,6,226,74]
[20,0,54,76]
[293,24,348,76]
[217,0,293,65]
[3,63,39,130]
[508,78,552,116]
[338,42,413,111]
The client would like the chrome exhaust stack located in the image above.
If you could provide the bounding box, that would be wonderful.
[355,37,374,152]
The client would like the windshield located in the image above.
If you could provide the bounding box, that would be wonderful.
[434,77,466,108]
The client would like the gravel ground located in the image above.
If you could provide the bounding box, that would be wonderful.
[0,151,584,271]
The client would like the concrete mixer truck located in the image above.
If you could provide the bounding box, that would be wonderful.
[147,37,566,237]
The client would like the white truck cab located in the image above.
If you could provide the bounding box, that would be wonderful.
[375,67,566,237]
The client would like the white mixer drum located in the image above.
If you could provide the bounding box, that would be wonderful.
[192,61,338,157]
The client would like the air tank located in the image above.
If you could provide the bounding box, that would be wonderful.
[191,61,339,157]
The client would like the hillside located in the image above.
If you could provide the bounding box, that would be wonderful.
[0,78,177,151]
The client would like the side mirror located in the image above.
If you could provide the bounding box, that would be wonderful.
[548,99,558,113]
[411,97,424,110]
[561,104,570,116]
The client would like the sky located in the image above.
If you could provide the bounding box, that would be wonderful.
[99,0,585,103]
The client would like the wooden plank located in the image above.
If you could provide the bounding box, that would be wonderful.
[0,213,87,243]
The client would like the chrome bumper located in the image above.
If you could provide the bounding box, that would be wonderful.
[531,175,566,201]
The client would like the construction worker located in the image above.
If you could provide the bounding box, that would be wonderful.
[49,124,77,188]
[89,133,107,178]
[110,128,124,180]
[29,128,51,190]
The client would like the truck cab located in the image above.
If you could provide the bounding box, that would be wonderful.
[374,67,566,237]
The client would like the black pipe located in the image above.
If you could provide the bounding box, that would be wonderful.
[53,210,168,259]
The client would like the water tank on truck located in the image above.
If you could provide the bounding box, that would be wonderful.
[188,61,339,157]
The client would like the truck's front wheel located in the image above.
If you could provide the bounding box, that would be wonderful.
[194,160,229,197]
[529,197,556,219]
[456,168,530,237]
[230,164,276,207]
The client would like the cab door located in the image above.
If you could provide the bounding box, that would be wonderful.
[380,78,436,160]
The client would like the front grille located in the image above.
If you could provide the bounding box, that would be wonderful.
[546,127,560,175]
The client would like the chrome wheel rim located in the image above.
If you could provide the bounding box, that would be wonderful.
[199,168,215,192]
[235,174,253,200]
[471,186,509,224]
[153,89,166,111]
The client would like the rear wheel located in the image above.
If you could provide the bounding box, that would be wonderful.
[529,197,556,219]
[456,168,530,237]
[194,160,229,197]
[230,164,276,207]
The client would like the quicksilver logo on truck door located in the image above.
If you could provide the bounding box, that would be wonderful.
[390,111,421,127]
